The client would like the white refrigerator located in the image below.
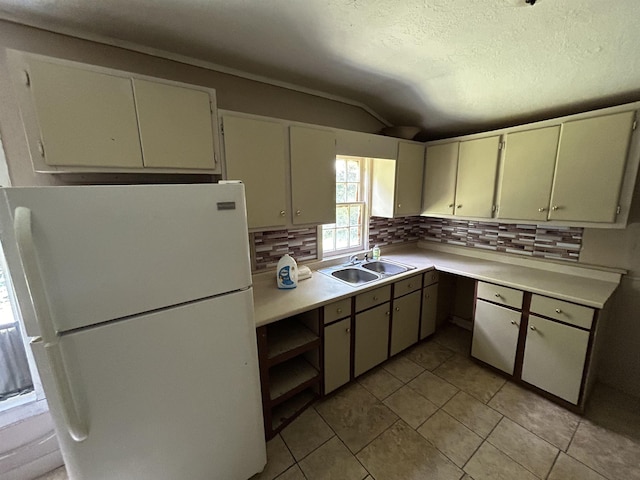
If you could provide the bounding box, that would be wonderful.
[0,183,266,480]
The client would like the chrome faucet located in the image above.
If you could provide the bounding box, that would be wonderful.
[348,254,359,265]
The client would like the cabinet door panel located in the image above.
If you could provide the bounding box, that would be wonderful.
[420,283,438,340]
[290,126,336,225]
[390,291,421,356]
[498,127,559,221]
[549,111,635,222]
[133,79,216,170]
[521,315,589,404]
[354,303,390,377]
[456,136,500,218]
[471,300,520,375]
[28,60,143,168]
[324,318,351,394]
[395,142,425,216]
[422,142,458,215]
[223,116,287,229]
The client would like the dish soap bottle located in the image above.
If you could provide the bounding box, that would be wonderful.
[277,254,298,289]
[372,245,381,260]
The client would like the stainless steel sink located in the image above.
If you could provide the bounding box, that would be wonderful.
[361,260,409,275]
[331,268,380,285]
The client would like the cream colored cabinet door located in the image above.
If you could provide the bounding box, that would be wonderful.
[498,126,560,221]
[290,126,336,225]
[471,300,521,375]
[422,142,459,215]
[222,115,287,229]
[27,59,143,168]
[549,111,635,222]
[132,79,216,170]
[324,318,352,394]
[521,315,590,404]
[390,291,421,356]
[455,136,500,218]
[420,283,438,340]
[371,158,396,218]
[354,303,390,377]
[395,142,425,216]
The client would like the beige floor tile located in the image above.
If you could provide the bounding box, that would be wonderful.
[315,382,398,453]
[35,467,67,480]
[433,355,505,403]
[408,370,458,407]
[357,366,404,400]
[357,420,463,480]
[252,435,295,480]
[461,475,474,480]
[585,382,640,442]
[432,323,472,354]
[383,385,439,428]
[487,417,559,479]
[383,354,425,382]
[443,391,502,438]
[417,410,483,468]
[464,442,538,480]
[275,465,306,480]
[281,407,335,461]
[488,382,580,450]
[547,453,607,480]
[567,419,640,480]
[405,339,455,370]
[298,436,368,480]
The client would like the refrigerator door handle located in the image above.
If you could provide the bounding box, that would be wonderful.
[14,206,88,442]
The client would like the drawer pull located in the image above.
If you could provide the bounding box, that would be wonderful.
[408,283,413,288]
[346,327,351,333]
[555,308,562,314]
[386,311,390,316]
[395,307,400,312]
[337,308,342,314]
[425,294,430,299]
[510,320,516,325]
[530,325,536,331]
[373,296,378,301]
[279,210,286,216]
[494,293,501,298]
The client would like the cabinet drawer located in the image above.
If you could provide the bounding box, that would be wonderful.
[424,270,439,287]
[477,281,523,309]
[394,274,422,298]
[324,298,352,325]
[355,285,391,312]
[530,295,594,329]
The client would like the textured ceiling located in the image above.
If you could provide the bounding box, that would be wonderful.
[1,0,639,138]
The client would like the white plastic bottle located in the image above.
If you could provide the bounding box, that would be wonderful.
[276,254,298,289]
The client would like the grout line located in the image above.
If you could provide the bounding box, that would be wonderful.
[544,450,561,480]
[565,416,582,453]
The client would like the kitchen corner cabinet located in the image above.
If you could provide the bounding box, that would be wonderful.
[289,126,337,225]
[421,136,500,218]
[548,111,635,223]
[256,311,321,439]
[222,115,288,229]
[497,126,560,221]
[371,141,425,218]
[471,281,600,409]
[17,56,219,173]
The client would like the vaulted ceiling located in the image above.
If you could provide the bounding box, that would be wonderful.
[1,0,639,138]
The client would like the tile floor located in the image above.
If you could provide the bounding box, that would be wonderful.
[38,324,640,480]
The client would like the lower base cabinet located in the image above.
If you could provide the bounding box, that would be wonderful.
[420,281,439,339]
[354,303,391,377]
[471,300,520,375]
[522,315,590,404]
[390,291,421,356]
[324,317,351,394]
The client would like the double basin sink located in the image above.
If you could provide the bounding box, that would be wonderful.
[318,259,416,286]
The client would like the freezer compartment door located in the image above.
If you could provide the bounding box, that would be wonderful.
[0,183,252,335]
[34,289,266,480]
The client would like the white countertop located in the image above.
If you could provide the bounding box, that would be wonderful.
[252,244,622,327]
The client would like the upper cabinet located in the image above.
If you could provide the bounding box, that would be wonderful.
[222,115,288,229]
[289,126,337,225]
[422,136,499,218]
[371,141,425,218]
[11,52,220,174]
[497,126,560,221]
[548,111,635,223]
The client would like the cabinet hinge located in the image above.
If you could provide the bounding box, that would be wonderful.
[23,70,30,87]
[492,205,497,212]
[633,119,637,131]
[616,205,621,215]
[37,140,45,157]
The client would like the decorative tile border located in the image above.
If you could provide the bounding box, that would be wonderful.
[252,227,318,271]
[419,218,583,262]
[369,216,422,247]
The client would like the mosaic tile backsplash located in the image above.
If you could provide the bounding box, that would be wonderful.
[418,218,583,262]
[249,217,584,270]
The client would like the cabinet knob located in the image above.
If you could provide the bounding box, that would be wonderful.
[373,296,378,301]
[296,210,302,216]
[552,206,560,211]
[397,203,402,208]
[494,293,501,298]
[346,327,351,333]
[279,210,286,216]
[395,307,400,312]
[448,203,454,208]
[337,308,342,314]
[555,308,562,314]
[386,311,390,316]
[457,204,462,209]
[530,325,537,331]
[511,321,519,326]
[431,274,436,280]
[538,207,546,212]
[425,294,430,299]
[408,283,413,288]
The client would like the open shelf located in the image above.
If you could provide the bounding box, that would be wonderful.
[269,357,319,404]
[271,388,318,432]
[267,319,320,366]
